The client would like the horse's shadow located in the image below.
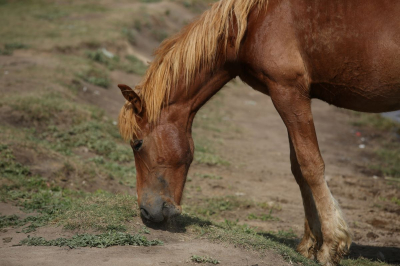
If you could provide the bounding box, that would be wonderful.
[258,232,400,264]
[348,243,400,264]
[141,213,212,233]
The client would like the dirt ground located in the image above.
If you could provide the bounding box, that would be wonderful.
[2,79,399,265]
[1,1,400,265]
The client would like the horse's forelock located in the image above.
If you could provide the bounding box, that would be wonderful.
[118,102,139,141]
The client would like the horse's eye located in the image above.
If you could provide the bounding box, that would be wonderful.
[132,140,143,151]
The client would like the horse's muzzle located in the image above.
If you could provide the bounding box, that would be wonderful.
[139,194,181,223]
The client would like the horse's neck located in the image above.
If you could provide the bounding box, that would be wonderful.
[170,65,235,114]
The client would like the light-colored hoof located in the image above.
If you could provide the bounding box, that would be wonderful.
[296,235,316,259]
[316,227,352,265]
[298,218,352,265]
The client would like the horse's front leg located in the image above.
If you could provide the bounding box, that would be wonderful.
[269,84,351,265]
[288,137,319,259]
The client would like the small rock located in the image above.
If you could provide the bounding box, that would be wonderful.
[4,71,9,75]
[83,86,87,92]
[101,48,114,58]
[94,91,100,95]
[359,144,366,149]
[112,121,117,126]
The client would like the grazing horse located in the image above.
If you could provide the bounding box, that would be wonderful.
[117,0,400,265]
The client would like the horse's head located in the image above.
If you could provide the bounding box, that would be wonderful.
[118,84,194,224]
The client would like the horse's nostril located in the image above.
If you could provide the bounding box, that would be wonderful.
[140,200,175,223]
[140,208,150,220]
[162,202,168,209]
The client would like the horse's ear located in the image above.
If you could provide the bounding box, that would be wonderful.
[118,84,143,114]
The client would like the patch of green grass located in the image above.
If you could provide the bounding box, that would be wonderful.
[4,42,29,50]
[190,255,220,264]
[247,210,279,221]
[341,258,390,266]
[351,112,400,179]
[57,191,137,231]
[34,10,69,21]
[125,55,147,75]
[90,157,136,187]
[0,0,111,49]
[151,29,168,42]
[177,0,217,13]
[122,27,138,45]
[140,0,161,3]
[1,92,91,126]
[0,42,29,55]
[0,215,23,228]
[194,143,229,166]
[20,231,162,248]
[381,196,400,206]
[391,196,400,205]
[2,90,132,161]
[351,112,399,131]
[22,215,53,233]
[275,228,297,239]
[0,144,136,233]
[85,49,147,75]
[86,49,120,69]
[256,201,282,211]
[133,20,142,32]
[371,147,400,178]
[1,89,135,189]
[194,173,222,180]
[206,197,247,212]
[194,152,229,166]
[78,67,110,88]
[0,146,71,231]
[40,121,131,162]
[0,214,52,233]
[0,48,13,55]
[186,196,253,217]
[0,144,31,181]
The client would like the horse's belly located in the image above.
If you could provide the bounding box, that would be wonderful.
[310,82,400,113]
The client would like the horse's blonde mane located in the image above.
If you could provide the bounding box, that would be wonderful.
[119,0,268,141]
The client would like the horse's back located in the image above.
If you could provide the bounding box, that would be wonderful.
[297,0,400,112]
[242,0,400,112]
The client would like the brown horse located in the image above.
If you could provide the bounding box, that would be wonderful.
[117,0,400,265]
